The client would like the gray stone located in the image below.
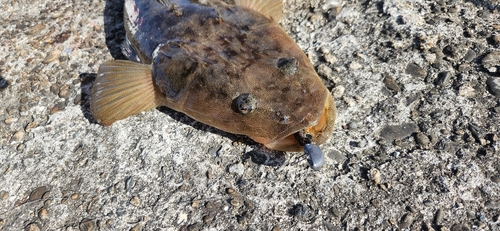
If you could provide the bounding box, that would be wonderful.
[434,71,451,87]
[384,75,400,92]
[327,150,345,163]
[406,63,427,78]
[463,49,476,62]
[380,123,418,141]
[450,224,470,231]
[482,51,500,73]
[486,77,500,97]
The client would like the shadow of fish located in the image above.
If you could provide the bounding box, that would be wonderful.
[91,0,336,168]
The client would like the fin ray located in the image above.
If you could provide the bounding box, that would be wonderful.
[91,60,162,126]
[234,0,283,21]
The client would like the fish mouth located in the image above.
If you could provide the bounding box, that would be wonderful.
[252,94,336,152]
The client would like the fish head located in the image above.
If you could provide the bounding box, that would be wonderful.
[228,24,337,152]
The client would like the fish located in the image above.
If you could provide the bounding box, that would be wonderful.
[90,0,336,165]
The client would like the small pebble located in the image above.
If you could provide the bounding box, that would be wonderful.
[226,188,237,195]
[203,214,214,223]
[379,123,418,141]
[423,200,434,207]
[443,45,462,60]
[28,24,45,35]
[191,199,200,208]
[330,207,340,217]
[317,64,333,77]
[71,193,79,200]
[291,204,307,217]
[230,198,241,207]
[406,63,427,79]
[322,50,337,64]
[450,224,470,231]
[492,34,500,45]
[205,201,214,209]
[486,77,500,97]
[370,168,381,184]
[406,206,417,213]
[50,84,60,95]
[491,176,500,183]
[38,208,49,220]
[399,214,413,229]
[25,122,36,132]
[332,85,345,98]
[0,191,8,200]
[29,186,49,202]
[484,200,499,208]
[50,104,64,115]
[207,145,221,156]
[0,77,8,90]
[130,196,141,207]
[79,219,96,231]
[4,118,16,125]
[463,49,476,62]
[435,209,444,225]
[51,12,63,19]
[177,212,188,224]
[380,182,391,191]
[434,71,451,87]
[327,150,345,163]
[347,121,358,130]
[25,223,40,231]
[371,198,381,208]
[244,200,254,210]
[11,131,25,142]
[42,51,61,64]
[415,132,431,146]
[348,61,362,70]
[422,222,435,231]
[482,51,500,73]
[459,84,476,97]
[383,75,400,92]
[130,223,141,231]
[59,85,70,99]
[440,227,450,231]
[125,176,135,191]
[74,94,82,105]
[388,218,397,225]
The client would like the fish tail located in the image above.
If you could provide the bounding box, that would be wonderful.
[90,60,163,126]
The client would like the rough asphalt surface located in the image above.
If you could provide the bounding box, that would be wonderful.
[1,0,500,230]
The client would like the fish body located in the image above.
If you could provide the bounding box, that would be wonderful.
[91,0,336,152]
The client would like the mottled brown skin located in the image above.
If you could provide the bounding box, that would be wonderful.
[123,0,335,151]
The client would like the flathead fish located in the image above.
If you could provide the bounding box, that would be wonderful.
[91,0,336,167]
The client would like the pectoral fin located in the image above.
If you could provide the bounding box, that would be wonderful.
[234,0,283,21]
[90,60,162,126]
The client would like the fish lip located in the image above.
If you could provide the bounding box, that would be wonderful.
[255,93,336,152]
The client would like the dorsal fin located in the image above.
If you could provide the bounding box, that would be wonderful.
[234,0,283,21]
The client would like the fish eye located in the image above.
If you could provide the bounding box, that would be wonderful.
[294,131,313,145]
[232,93,257,115]
[277,57,298,75]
